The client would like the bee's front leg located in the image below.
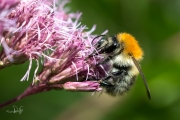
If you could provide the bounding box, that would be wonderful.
[99,76,115,86]
[99,68,127,86]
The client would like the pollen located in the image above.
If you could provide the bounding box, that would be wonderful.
[117,33,143,61]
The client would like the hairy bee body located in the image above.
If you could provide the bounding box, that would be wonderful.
[100,62,138,96]
[90,33,151,99]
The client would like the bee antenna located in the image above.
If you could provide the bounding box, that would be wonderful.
[91,35,106,45]
[132,57,151,100]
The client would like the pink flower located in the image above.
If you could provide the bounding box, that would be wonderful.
[63,81,102,92]
[0,0,109,108]
[0,0,109,88]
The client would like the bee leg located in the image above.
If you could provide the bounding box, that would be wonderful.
[100,68,127,85]
[100,76,115,86]
[111,69,127,76]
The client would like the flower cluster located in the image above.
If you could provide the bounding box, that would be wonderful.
[0,0,108,101]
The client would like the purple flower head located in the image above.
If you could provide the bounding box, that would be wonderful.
[63,81,102,92]
[0,0,112,108]
[0,0,109,92]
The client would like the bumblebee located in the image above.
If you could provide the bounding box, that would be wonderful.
[89,33,151,99]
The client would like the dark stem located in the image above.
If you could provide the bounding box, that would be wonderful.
[0,83,64,108]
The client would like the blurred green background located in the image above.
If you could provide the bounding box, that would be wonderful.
[1,0,180,120]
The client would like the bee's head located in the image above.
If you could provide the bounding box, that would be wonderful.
[90,35,121,57]
[89,33,144,61]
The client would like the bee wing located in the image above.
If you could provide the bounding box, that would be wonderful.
[132,57,151,100]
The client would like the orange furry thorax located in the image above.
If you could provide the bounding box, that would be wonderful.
[116,33,143,61]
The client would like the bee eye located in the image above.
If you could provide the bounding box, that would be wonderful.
[104,43,117,53]
[104,37,119,53]
[99,39,104,44]
[96,39,105,48]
